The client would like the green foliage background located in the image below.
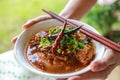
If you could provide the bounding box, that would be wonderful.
[82,0,120,35]
[0,0,67,53]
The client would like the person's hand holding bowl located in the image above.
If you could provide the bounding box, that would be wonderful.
[12,15,120,80]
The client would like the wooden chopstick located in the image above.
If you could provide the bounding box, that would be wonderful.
[42,9,120,53]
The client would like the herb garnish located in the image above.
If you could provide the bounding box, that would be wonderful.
[40,38,51,47]
[40,25,85,54]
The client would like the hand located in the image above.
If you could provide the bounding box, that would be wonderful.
[57,48,120,80]
[11,15,51,44]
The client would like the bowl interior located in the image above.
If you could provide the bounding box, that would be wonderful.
[14,19,105,78]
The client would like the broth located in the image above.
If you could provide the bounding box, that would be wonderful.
[26,26,95,74]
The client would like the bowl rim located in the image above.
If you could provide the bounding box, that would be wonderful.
[14,19,105,78]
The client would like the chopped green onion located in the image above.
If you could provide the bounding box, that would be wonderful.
[65,25,74,32]
[55,27,61,33]
[57,49,62,53]
[49,27,55,35]
[78,42,85,49]
[40,38,51,47]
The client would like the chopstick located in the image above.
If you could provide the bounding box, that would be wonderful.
[42,9,120,53]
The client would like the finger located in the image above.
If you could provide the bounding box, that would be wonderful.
[22,15,51,29]
[67,76,81,80]
[75,64,116,80]
[11,36,18,44]
[91,48,116,72]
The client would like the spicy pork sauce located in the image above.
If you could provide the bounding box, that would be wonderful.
[26,26,95,74]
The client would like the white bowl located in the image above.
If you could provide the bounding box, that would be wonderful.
[14,19,105,78]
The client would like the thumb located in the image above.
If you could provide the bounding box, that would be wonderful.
[91,48,116,72]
